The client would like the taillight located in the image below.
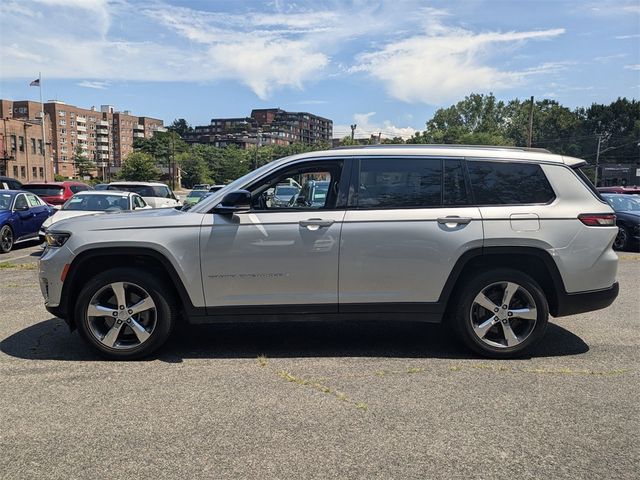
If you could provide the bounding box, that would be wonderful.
[578,214,616,226]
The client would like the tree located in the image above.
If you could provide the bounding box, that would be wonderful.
[168,118,193,138]
[118,152,160,181]
[178,147,210,188]
[72,145,96,178]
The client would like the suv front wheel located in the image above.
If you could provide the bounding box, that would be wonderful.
[452,269,549,358]
[74,267,177,360]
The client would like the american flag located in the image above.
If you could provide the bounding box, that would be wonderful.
[29,78,40,86]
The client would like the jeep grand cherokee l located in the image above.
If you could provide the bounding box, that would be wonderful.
[39,145,619,360]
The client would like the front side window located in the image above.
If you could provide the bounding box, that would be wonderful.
[14,194,28,210]
[249,160,343,211]
[468,161,555,205]
[357,158,442,208]
[133,195,147,208]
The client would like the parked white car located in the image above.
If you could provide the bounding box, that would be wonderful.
[39,190,150,240]
[107,182,181,208]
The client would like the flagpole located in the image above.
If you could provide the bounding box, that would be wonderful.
[38,72,49,182]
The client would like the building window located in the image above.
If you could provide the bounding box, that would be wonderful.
[62,156,67,162]
[18,136,24,152]
[31,138,36,154]
[60,120,66,126]
[39,167,44,177]
[20,166,26,178]
[38,140,44,155]
[32,167,37,178]
[61,128,67,134]
[70,120,75,126]
[13,166,18,177]
[10,135,16,152]
[59,111,66,117]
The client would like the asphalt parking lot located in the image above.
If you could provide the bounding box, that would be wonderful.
[1,244,638,480]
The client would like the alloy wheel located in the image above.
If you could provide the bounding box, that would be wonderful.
[613,228,627,250]
[469,281,538,349]
[86,281,157,350]
[0,226,13,253]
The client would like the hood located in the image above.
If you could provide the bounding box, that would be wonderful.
[42,209,103,229]
[49,206,198,234]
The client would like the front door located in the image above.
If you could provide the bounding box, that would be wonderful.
[200,159,349,313]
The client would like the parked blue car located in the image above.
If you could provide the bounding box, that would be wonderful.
[0,190,53,253]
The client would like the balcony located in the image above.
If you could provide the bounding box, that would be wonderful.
[76,116,86,123]
[133,132,145,138]
[99,120,109,127]
[97,126,108,134]
[97,145,109,152]
[76,124,87,132]
[96,136,109,144]
[134,124,144,130]
[77,134,88,141]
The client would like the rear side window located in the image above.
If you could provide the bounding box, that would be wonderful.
[467,161,555,205]
[357,158,442,208]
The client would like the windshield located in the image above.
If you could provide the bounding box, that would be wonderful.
[604,195,640,212]
[23,185,64,197]
[63,194,130,211]
[0,193,14,210]
[187,190,209,199]
[108,184,171,198]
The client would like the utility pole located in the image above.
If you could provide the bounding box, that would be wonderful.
[350,124,357,142]
[594,134,602,187]
[527,96,534,148]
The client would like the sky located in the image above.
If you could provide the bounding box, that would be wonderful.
[0,0,638,139]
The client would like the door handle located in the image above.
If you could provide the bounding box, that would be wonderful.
[437,216,472,225]
[299,218,335,229]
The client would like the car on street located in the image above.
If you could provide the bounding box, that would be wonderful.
[208,185,226,193]
[0,176,22,190]
[39,145,620,360]
[181,189,210,209]
[193,184,210,190]
[597,185,640,195]
[93,183,110,190]
[39,191,150,241]
[1,190,53,253]
[601,193,640,251]
[106,182,181,208]
[270,183,300,207]
[22,181,92,207]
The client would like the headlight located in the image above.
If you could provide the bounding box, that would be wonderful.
[45,232,71,247]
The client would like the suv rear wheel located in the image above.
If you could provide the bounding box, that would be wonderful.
[74,267,177,360]
[452,269,549,358]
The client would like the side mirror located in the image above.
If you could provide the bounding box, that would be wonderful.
[214,190,251,214]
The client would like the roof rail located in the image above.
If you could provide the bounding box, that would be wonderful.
[330,144,552,154]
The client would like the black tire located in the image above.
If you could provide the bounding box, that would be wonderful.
[613,226,629,251]
[0,225,14,253]
[74,267,177,360]
[451,268,549,359]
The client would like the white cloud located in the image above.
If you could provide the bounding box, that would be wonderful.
[594,53,628,62]
[615,33,640,39]
[77,80,110,89]
[624,64,640,71]
[334,112,417,140]
[352,26,566,104]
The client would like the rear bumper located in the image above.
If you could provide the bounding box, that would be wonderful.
[554,282,619,317]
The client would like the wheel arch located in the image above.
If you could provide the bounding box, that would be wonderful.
[440,246,566,318]
[60,247,201,328]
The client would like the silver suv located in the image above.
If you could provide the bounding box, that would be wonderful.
[39,145,619,360]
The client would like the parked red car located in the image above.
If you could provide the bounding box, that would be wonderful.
[597,186,640,195]
[22,181,92,206]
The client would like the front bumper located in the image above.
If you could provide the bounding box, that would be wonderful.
[554,282,619,317]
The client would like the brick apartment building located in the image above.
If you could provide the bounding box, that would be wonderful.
[0,117,54,183]
[1,99,165,179]
[185,108,332,149]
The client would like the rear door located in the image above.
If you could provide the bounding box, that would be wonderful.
[339,157,483,311]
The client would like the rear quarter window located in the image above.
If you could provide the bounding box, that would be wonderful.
[467,161,555,205]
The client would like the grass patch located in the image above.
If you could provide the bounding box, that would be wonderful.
[257,355,268,367]
[355,402,368,412]
[277,370,367,411]
[0,262,38,270]
[406,367,424,374]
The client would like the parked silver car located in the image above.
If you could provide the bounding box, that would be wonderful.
[39,145,619,359]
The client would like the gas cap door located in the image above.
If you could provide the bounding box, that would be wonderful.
[510,213,540,231]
